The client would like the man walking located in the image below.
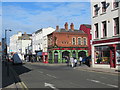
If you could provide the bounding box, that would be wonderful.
[79,56,82,66]
[70,56,74,67]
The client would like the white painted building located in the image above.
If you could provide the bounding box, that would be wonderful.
[91,0,120,69]
[32,27,55,54]
[10,32,32,60]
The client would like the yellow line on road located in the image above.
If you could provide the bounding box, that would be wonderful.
[18,82,28,90]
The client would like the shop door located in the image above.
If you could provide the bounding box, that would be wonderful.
[110,47,116,68]
[54,51,58,63]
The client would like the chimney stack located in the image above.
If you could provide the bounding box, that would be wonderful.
[70,23,74,31]
[56,25,59,30]
[24,32,27,34]
[64,22,68,30]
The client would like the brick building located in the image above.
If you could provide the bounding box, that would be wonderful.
[47,23,89,63]
[80,24,92,56]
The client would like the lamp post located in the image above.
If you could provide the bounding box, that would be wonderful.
[5,29,12,59]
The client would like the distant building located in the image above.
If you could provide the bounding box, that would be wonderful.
[80,24,92,56]
[47,22,88,63]
[32,27,55,62]
[10,32,32,60]
[91,0,120,69]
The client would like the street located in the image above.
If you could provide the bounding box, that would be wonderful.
[12,62,119,89]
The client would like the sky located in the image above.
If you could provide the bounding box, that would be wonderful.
[1,1,91,42]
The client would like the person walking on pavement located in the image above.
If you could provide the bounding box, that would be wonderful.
[79,56,82,66]
[70,56,74,67]
[74,57,77,67]
[65,56,70,66]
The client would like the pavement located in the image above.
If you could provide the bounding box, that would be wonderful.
[2,61,27,90]
[26,61,120,75]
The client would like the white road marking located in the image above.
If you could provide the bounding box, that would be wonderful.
[45,82,58,90]
[46,74,57,78]
[87,79,118,88]
[38,71,43,73]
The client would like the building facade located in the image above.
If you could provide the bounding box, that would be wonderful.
[91,0,120,69]
[10,32,32,60]
[32,27,55,62]
[47,23,89,63]
[80,24,92,56]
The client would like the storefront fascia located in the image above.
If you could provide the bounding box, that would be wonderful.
[92,40,120,69]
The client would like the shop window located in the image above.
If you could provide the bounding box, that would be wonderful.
[114,17,119,35]
[78,37,82,45]
[72,37,76,45]
[94,23,99,38]
[95,46,110,64]
[102,21,107,37]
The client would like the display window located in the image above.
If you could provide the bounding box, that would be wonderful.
[95,46,110,64]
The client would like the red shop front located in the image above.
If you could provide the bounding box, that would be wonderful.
[42,52,48,63]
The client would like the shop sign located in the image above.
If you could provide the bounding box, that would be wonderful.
[116,50,120,64]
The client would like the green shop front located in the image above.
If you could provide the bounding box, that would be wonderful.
[48,47,88,63]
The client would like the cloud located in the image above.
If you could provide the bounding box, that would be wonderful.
[2,2,91,36]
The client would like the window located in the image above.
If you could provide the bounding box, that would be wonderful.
[101,1,106,13]
[102,21,107,37]
[72,37,76,45]
[114,17,119,35]
[83,37,87,45]
[113,1,119,8]
[78,38,82,45]
[95,23,99,38]
[94,4,99,16]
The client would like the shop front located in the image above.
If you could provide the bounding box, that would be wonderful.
[48,48,88,63]
[93,44,120,68]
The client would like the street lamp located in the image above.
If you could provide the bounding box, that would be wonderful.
[5,29,12,58]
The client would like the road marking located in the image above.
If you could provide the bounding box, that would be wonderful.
[78,69,119,76]
[45,82,58,90]
[87,79,118,88]
[46,74,57,78]
[38,71,43,73]
[18,82,28,90]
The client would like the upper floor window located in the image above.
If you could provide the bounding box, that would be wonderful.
[94,23,99,38]
[72,37,76,45]
[113,1,119,8]
[94,4,99,16]
[83,37,87,45]
[102,21,107,37]
[114,17,119,35]
[78,38,82,45]
[101,1,106,13]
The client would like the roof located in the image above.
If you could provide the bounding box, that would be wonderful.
[55,28,85,33]
[82,24,91,28]
[35,29,42,34]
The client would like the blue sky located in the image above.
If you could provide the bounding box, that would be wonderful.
[2,2,91,41]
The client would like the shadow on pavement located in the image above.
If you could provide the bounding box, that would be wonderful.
[2,62,31,88]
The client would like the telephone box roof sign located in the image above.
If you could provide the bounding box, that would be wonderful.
[42,52,48,55]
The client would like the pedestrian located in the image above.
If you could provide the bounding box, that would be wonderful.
[79,56,82,66]
[74,57,77,67]
[70,56,74,67]
[65,56,70,66]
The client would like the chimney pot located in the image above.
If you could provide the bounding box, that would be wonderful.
[56,25,59,30]
[64,22,68,30]
[70,23,74,31]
